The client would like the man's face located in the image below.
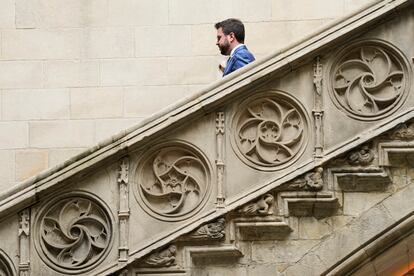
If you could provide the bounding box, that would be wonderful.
[216,27,232,56]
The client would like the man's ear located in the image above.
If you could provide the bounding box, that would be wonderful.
[228,32,235,42]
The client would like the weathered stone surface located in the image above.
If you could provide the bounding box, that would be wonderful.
[327,216,354,232]
[191,266,248,276]
[383,182,414,221]
[70,87,123,119]
[191,24,218,56]
[298,217,332,240]
[81,28,134,58]
[0,0,15,28]
[251,240,319,263]
[2,29,81,59]
[0,150,15,191]
[246,263,283,276]
[246,20,332,55]
[372,242,410,276]
[344,0,380,14]
[350,262,377,276]
[2,89,70,120]
[124,86,190,117]
[107,0,168,26]
[167,57,219,85]
[343,192,390,216]
[271,0,343,20]
[44,60,100,88]
[0,61,43,89]
[135,26,191,57]
[48,148,86,167]
[29,120,95,148]
[0,122,28,149]
[284,252,328,276]
[15,149,48,181]
[315,204,395,267]
[100,59,169,86]
[94,118,140,142]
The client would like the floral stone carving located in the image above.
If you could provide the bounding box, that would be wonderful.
[329,40,409,120]
[231,91,309,171]
[34,193,113,274]
[135,141,211,221]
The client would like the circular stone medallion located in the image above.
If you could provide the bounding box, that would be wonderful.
[231,90,310,171]
[328,39,410,120]
[34,192,113,275]
[134,141,211,221]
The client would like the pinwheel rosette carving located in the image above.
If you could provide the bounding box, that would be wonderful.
[329,40,409,120]
[34,194,113,274]
[136,142,211,221]
[232,91,309,170]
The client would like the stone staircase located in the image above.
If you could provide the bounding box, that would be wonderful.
[127,122,414,275]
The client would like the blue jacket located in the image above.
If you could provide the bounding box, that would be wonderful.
[223,45,255,77]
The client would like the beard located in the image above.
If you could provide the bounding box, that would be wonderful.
[218,40,230,55]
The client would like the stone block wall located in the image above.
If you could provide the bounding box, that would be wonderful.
[0,0,377,190]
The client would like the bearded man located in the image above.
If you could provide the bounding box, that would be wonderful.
[215,18,255,76]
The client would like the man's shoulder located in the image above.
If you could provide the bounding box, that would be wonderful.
[233,45,255,60]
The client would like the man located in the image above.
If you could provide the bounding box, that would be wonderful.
[215,18,255,77]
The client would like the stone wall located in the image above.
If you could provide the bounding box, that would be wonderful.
[0,0,377,190]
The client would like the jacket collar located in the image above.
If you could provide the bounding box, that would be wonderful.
[230,44,246,57]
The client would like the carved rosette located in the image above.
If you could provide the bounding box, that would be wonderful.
[34,192,113,274]
[328,40,410,120]
[135,141,211,221]
[231,91,309,171]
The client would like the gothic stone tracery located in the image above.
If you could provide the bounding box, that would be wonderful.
[34,193,113,274]
[329,40,409,120]
[135,141,211,221]
[232,91,309,171]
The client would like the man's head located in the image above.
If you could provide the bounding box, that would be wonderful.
[215,18,245,56]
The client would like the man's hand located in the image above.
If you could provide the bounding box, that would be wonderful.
[218,60,226,73]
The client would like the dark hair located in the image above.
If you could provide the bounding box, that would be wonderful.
[215,18,245,43]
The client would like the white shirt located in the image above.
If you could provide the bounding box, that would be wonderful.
[230,44,245,57]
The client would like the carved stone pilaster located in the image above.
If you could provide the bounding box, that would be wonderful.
[215,112,226,208]
[18,209,30,276]
[313,56,324,159]
[118,157,130,262]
